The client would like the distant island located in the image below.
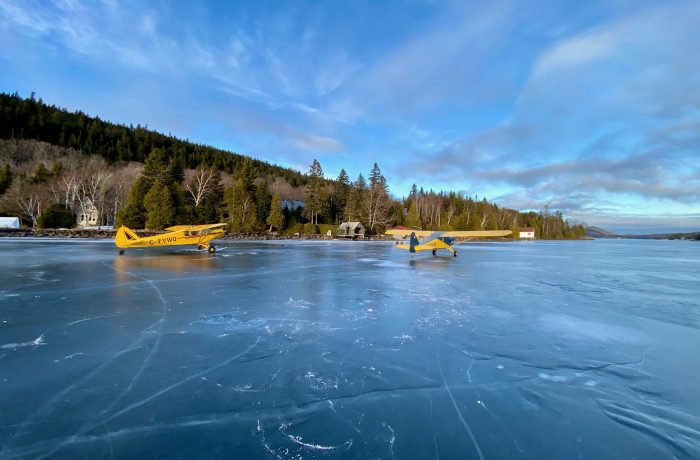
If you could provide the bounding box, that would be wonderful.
[0,92,586,239]
[585,226,700,240]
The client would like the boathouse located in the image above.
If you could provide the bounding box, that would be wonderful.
[338,222,365,239]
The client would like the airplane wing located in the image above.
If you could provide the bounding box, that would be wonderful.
[440,230,512,238]
[164,223,227,232]
[385,229,434,238]
[163,225,191,232]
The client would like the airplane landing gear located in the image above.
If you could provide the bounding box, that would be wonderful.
[453,251,458,257]
[119,249,125,255]
[208,245,216,254]
[432,250,436,256]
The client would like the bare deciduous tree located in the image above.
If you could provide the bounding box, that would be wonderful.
[269,177,303,200]
[49,171,80,210]
[3,180,46,227]
[185,167,219,208]
[107,163,141,225]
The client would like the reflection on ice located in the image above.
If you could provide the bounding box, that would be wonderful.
[0,238,698,458]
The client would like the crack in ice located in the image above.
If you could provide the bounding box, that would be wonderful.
[437,357,484,460]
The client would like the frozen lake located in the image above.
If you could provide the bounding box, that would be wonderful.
[0,238,698,459]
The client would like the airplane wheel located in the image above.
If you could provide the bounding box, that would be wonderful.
[432,250,436,256]
[208,246,216,254]
[119,249,125,255]
[453,251,458,257]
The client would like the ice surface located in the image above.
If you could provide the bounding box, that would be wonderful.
[0,238,699,458]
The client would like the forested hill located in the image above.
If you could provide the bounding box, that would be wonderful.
[0,92,306,186]
[0,92,586,239]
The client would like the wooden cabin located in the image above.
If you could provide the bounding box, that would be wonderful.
[337,222,365,239]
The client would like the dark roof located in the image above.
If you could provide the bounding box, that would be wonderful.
[281,200,304,209]
[339,221,364,229]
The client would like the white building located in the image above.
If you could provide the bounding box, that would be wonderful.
[519,227,535,239]
[76,199,100,228]
[0,217,20,229]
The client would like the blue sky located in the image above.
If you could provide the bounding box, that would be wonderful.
[1,0,698,233]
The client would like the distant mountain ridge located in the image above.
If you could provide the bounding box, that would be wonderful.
[585,226,618,238]
[585,226,700,240]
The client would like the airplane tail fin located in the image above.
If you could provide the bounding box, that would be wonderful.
[115,226,139,248]
[409,232,419,253]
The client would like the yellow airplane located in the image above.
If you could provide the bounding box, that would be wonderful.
[115,223,226,255]
[385,228,512,257]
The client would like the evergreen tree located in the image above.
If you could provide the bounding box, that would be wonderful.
[37,203,75,229]
[346,174,366,223]
[236,158,256,193]
[144,180,175,230]
[0,164,12,195]
[256,180,271,226]
[334,169,350,223]
[266,193,285,231]
[168,154,185,184]
[224,178,257,232]
[303,159,327,225]
[142,148,171,185]
[50,162,62,178]
[406,200,421,228]
[30,163,51,183]
[117,177,149,228]
[365,163,392,232]
[118,149,175,228]
[410,183,418,199]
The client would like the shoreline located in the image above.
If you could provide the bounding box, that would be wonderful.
[0,229,607,242]
[0,228,395,241]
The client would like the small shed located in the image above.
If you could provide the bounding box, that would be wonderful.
[338,221,365,239]
[0,217,20,229]
[519,227,535,239]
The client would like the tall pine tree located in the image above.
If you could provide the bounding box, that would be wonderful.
[334,169,350,223]
[144,180,175,230]
[266,193,284,231]
[303,159,327,225]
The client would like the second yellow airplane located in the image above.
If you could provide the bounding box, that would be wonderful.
[386,229,512,257]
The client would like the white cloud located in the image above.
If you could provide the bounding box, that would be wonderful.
[532,28,616,79]
[401,1,700,222]
[290,132,343,153]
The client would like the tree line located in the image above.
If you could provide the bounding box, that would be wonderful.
[0,92,585,239]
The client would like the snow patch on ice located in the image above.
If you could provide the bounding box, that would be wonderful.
[279,423,353,451]
[394,334,413,344]
[287,297,313,309]
[538,373,568,383]
[194,314,268,332]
